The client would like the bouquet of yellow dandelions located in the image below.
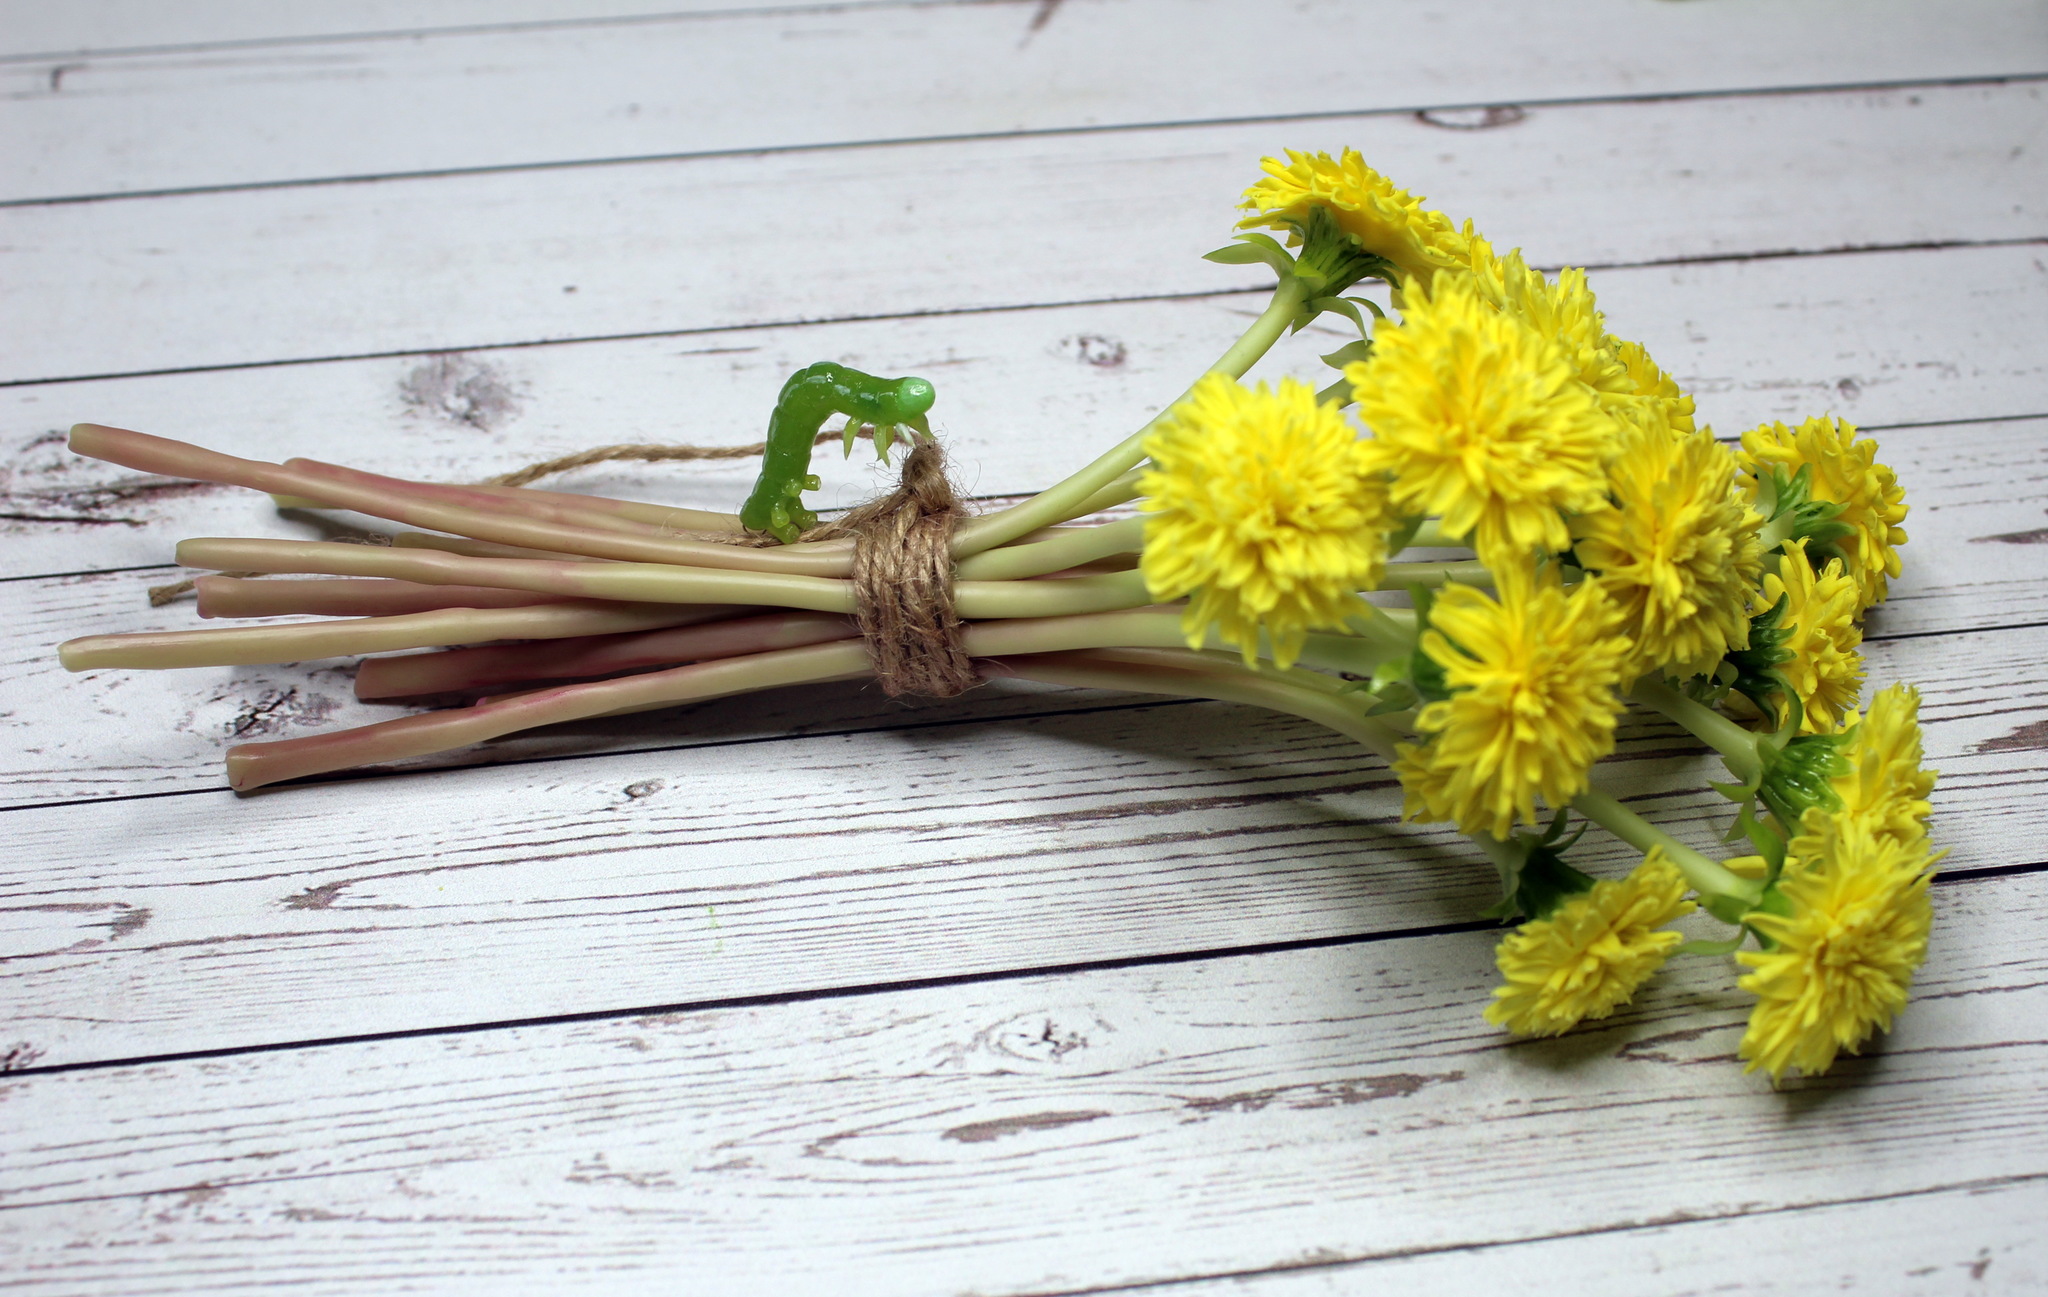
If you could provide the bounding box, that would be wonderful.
[59,148,1934,1083]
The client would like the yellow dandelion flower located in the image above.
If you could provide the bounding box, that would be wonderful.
[1395,570,1633,838]
[1139,374,1391,669]
[1237,149,1472,285]
[1801,684,1937,853]
[1603,337,1698,435]
[1572,420,1764,677]
[1738,814,1937,1080]
[1766,539,1865,732]
[1487,847,1696,1036]
[1739,416,1909,610]
[1350,274,1618,571]
[1463,236,1631,401]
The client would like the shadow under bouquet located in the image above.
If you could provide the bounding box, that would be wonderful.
[60,148,1935,1083]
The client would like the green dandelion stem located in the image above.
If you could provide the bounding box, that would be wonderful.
[1571,788,1763,909]
[1378,560,1490,590]
[1630,676,1767,784]
[951,275,1313,560]
[955,517,1146,580]
[1405,519,1464,549]
[990,646,1405,761]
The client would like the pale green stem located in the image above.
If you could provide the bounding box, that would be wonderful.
[1377,560,1490,590]
[227,640,876,790]
[991,647,1404,761]
[959,607,1411,676]
[59,602,727,671]
[958,570,1153,619]
[1057,469,1144,521]
[1756,511,1800,553]
[393,532,599,563]
[228,619,1382,790]
[1405,519,1463,549]
[955,517,1146,581]
[1571,788,1763,906]
[950,276,1312,559]
[68,423,857,578]
[1471,832,1524,894]
[1630,676,1766,784]
[175,536,1156,621]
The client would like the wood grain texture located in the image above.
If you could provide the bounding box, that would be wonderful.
[0,0,850,59]
[5,241,2044,581]
[1,870,2041,1295]
[1179,1177,2045,1295]
[4,80,2043,383]
[6,5,2045,1291]
[5,1,2043,201]
[3,622,2039,1067]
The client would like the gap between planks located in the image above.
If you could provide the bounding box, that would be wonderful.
[5,863,2041,1085]
[1,620,2040,1067]
[6,235,2045,392]
[3,239,2044,586]
[4,80,2044,384]
[6,0,2044,203]
[4,71,2041,211]
[0,871,2041,1295]
[1060,1173,2048,1296]
[0,0,958,64]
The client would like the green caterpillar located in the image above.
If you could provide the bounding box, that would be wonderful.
[739,362,937,543]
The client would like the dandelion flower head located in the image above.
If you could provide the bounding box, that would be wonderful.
[1237,149,1471,286]
[1765,539,1865,733]
[1798,684,1937,854]
[1349,274,1619,571]
[1396,570,1633,838]
[1487,847,1696,1036]
[1739,416,1908,611]
[1140,374,1390,669]
[1738,814,1937,1080]
[1572,419,1763,677]
[1604,337,1697,436]
[1462,236,1630,401]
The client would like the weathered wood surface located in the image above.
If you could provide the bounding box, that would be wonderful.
[3,622,2040,1068]
[0,0,826,59]
[6,1,2042,201]
[1197,1178,2046,1294]
[5,3,2046,1290]
[5,80,2043,384]
[6,241,2044,580]
[1,870,2042,1296]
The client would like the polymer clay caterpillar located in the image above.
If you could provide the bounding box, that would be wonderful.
[738,361,937,542]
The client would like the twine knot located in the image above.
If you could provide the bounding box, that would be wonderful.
[802,440,976,698]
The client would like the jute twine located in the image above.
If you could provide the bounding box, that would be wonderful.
[150,429,979,699]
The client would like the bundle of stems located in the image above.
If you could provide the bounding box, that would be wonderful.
[60,148,1940,1082]
[58,264,1471,791]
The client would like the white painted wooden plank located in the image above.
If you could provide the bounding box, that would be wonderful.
[1186,1178,2046,1295]
[0,870,2040,1294]
[4,82,2043,384]
[0,0,840,59]
[2,622,2037,1066]
[3,1,2043,201]
[5,243,2044,582]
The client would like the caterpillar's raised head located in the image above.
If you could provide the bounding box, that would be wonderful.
[740,362,939,543]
